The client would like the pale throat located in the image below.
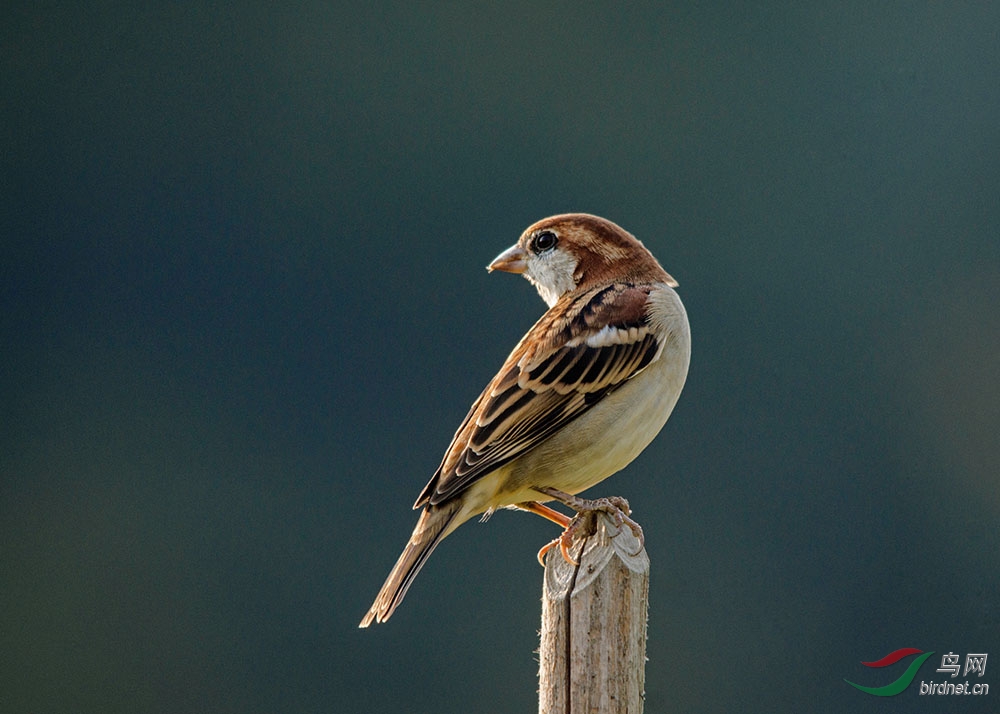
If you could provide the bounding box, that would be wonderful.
[526,250,579,307]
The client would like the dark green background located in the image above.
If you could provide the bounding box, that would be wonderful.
[3,3,997,712]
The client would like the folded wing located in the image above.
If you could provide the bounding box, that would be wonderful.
[417,283,663,507]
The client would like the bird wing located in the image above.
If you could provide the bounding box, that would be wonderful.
[415,283,663,507]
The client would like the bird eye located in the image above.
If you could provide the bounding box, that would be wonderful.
[531,230,558,254]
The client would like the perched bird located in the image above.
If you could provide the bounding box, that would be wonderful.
[359,213,690,626]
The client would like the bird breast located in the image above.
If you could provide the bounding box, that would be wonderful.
[497,283,690,502]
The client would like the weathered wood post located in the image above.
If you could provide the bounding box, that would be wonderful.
[538,513,650,713]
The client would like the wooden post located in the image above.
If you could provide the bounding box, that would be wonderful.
[538,512,650,714]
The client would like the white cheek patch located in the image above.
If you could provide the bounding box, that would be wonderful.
[525,250,578,307]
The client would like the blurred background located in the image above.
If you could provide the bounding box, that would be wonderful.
[3,3,998,712]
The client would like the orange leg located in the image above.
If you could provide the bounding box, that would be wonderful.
[515,500,572,527]
[514,501,579,565]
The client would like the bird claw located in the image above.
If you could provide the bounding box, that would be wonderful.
[591,495,645,556]
[534,489,645,565]
[536,511,594,566]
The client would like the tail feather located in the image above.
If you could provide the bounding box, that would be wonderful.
[359,502,462,627]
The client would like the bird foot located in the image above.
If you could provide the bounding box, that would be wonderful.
[534,488,644,565]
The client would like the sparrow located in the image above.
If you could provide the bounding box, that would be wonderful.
[359,213,690,626]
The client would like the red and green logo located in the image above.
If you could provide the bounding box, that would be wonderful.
[844,647,935,696]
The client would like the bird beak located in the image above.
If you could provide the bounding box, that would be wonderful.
[487,244,528,274]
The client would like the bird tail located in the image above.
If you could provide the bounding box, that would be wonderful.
[359,502,462,627]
